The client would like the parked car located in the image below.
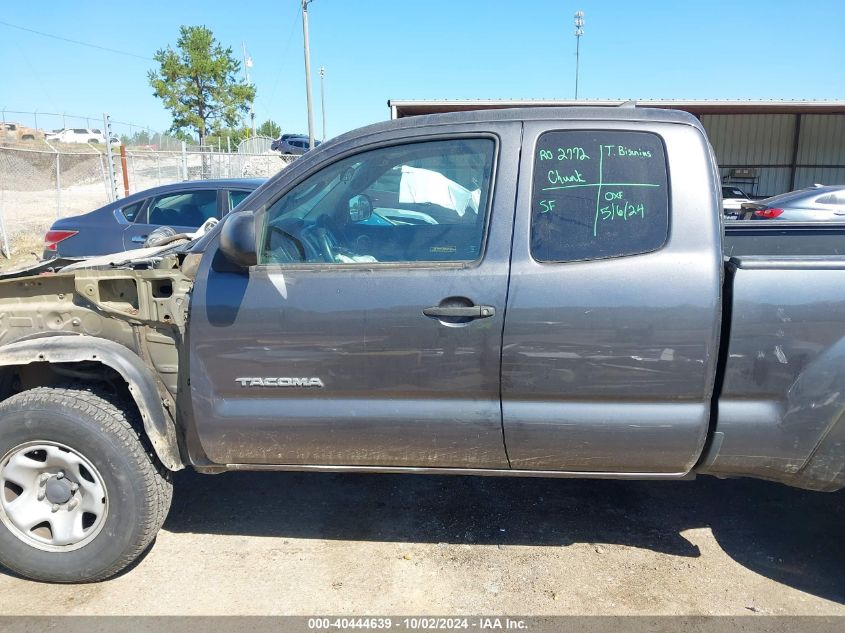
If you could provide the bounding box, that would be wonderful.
[45,128,106,144]
[1,108,844,583]
[273,134,321,155]
[721,185,753,217]
[740,184,845,220]
[44,178,265,257]
[270,133,306,152]
[0,122,44,142]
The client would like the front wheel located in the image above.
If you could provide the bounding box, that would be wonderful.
[0,387,172,582]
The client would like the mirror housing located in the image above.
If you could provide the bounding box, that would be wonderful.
[348,194,373,223]
[219,210,257,268]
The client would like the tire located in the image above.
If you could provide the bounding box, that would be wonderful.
[0,386,172,582]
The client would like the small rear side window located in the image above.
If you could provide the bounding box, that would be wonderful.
[530,130,669,263]
[120,201,144,223]
[228,190,252,210]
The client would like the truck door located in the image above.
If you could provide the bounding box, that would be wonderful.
[501,121,722,474]
[188,124,521,467]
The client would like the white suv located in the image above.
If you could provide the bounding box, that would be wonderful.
[46,128,106,144]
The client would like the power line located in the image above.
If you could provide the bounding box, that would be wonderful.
[262,2,303,118]
[0,19,153,61]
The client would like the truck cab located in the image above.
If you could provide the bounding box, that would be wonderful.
[187,108,723,475]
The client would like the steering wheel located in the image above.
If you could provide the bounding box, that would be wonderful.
[300,224,337,263]
[266,226,308,263]
[266,217,343,263]
[315,227,337,263]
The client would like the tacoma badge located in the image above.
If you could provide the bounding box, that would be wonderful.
[235,377,325,388]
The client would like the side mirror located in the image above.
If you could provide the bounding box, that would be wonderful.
[219,210,257,268]
[348,194,373,223]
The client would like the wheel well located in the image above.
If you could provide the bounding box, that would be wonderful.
[0,337,184,471]
[0,360,143,439]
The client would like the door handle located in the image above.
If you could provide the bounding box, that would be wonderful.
[423,305,495,319]
[130,235,148,243]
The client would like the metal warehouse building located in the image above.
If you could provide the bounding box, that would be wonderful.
[388,99,845,198]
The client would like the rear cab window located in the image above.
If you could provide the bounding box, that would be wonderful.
[530,130,669,262]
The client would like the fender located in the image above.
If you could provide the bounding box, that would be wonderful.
[0,334,183,470]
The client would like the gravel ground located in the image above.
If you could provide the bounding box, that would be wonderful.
[0,470,843,615]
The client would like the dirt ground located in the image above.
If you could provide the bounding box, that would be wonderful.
[0,234,42,271]
[0,471,842,615]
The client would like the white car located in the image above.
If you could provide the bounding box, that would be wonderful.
[722,185,753,218]
[45,128,106,144]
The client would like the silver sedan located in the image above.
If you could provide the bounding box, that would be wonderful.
[742,185,845,221]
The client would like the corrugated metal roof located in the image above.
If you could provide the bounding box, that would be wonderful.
[389,99,845,118]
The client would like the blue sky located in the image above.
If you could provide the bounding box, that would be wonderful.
[1,0,843,139]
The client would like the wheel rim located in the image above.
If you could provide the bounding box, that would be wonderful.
[0,441,108,552]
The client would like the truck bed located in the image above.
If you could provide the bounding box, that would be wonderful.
[699,255,845,490]
[724,221,845,257]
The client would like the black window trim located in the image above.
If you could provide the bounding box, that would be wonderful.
[252,132,501,272]
[528,128,672,265]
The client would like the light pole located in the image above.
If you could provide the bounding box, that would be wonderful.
[319,66,326,141]
[302,0,315,150]
[242,42,255,138]
[574,10,584,100]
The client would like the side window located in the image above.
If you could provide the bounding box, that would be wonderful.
[147,190,218,228]
[259,138,495,265]
[530,131,669,262]
[228,190,252,210]
[119,201,145,223]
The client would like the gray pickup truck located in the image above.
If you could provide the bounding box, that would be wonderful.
[0,107,842,583]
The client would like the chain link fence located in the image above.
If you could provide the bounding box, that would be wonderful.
[0,143,296,256]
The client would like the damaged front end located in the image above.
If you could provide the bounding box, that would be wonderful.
[0,245,196,470]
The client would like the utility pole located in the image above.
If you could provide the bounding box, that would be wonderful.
[242,42,255,137]
[302,0,315,150]
[574,10,585,100]
[319,66,326,141]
